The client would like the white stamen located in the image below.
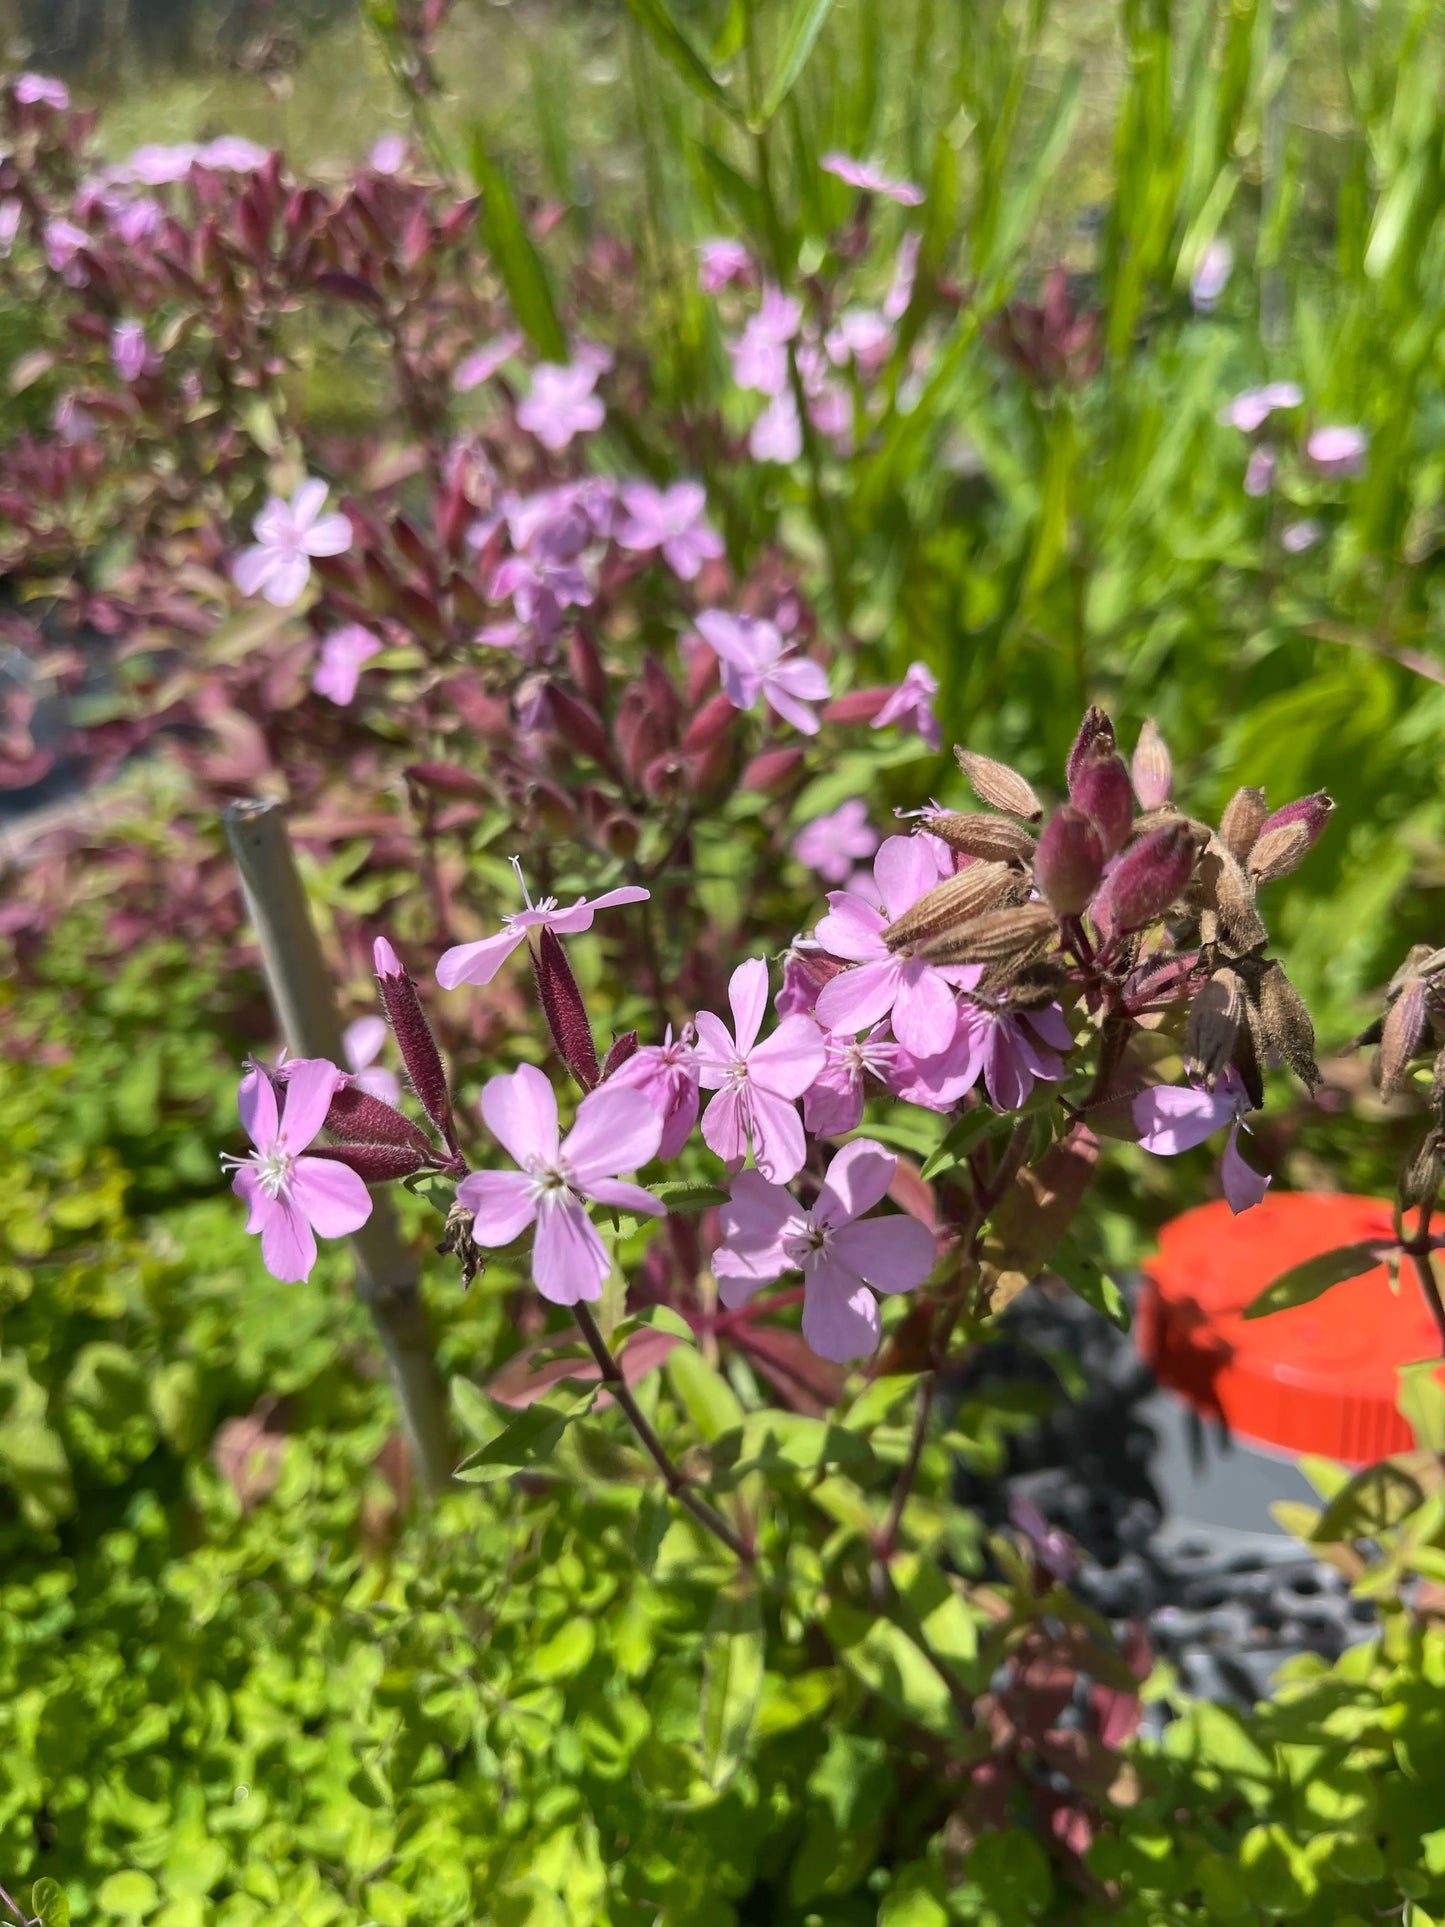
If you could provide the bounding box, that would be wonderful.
[509,853,533,910]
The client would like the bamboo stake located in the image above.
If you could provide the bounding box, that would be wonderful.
[224,798,454,1493]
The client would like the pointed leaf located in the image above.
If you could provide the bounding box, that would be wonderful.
[757,0,837,124]
[620,0,737,117]
[469,134,566,360]
[698,1583,765,1787]
[1243,1242,1384,1320]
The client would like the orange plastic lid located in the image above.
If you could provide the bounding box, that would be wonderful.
[1138,1193,1443,1465]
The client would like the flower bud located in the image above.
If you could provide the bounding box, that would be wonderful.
[601,1031,640,1078]
[325,1081,434,1156]
[1218,786,1269,863]
[545,685,616,772]
[777,947,843,1014]
[374,936,455,1139]
[1256,790,1333,855]
[568,629,609,713]
[1091,822,1197,937]
[403,762,487,801]
[534,926,599,1091]
[1034,805,1104,915]
[1131,718,1172,811]
[954,748,1042,821]
[309,1142,429,1183]
[1069,747,1134,856]
[823,687,891,725]
[742,747,805,793]
[681,692,736,756]
[1066,706,1115,791]
[884,863,1016,951]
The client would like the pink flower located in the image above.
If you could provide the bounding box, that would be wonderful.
[0,200,21,258]
[871,661,940,750]
[793,800,880,883]
[232,479,353,607]
[1218,382,1302,432]
[749,392,803,463]
[197,136,270,172]
[113,197,164,247]
[699,238,752,291]
[118,142,202,185]
[889,1001,1069,1112]
[52,395,96,445]
[44,218,89,283]
[435,862,649,989]
[813,835,965,1058]
[1190,239,1233,313]
[616,481,724,580]
[825,308,892,377]
[1244,445,1276,497]
[695,610,829,735]
[1307,424,1367,476]
[342,1016,401,1106]
[607,1024,701,1159]
[15,73,69,110]
[1282,517,1322,553]
[694,958,826,1184]
[885,232,921,324]
[110,321,157,383]
[804,1026,896,1137]
[712,1138,935,1361]
[225,1059,372,1282]
[1132,1074,1269,1215]
[457,1064,664,1305]
[516,362,605,450]
[821,152,924,207]
[312,624,383,705]
[369,133,409,174]
[455,331,524,392]
[729,287,801,396]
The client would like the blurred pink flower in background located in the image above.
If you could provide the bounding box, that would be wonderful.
[1190,238,1233,313]
[312,625,382,705]
[696,610,829,734]
[730,287,801,396]
[616,481,724,580]
[1219,383,1302,432]
[342,1017,401,1106]
[1307,424,1367,476]
[698,238,752,291]
[516,361,605,450]
[15,73,69,110]
[871,661,940,750]
[232,480,353,607]
[454,331,524,392]
[110,321,157,383]
[793,800,880,883]
[821,153,924,207]
[749,392,803,463]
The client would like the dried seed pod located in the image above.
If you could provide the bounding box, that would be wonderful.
[1231,1005,1266,1111]
[1219,786,1269,864]
[1377,978,1429,1099]
[1069,747,1135,856]
[1252,962,1320,1087]
[1091,822,1199,937]
[919,902,1058,965]
[1000,957,1072,1008]
[884,862,1015,951]
[437,1199,484,1290]
[954,748,1043,822]
[1248,819,1314,884]
[1066,706,1116,790]
[1034,805,1105,915]
[1389,944,1445,996]
[1402,1126,1445,1209]
[977,929,1063,992]
[1131,718,1172,812]
[1196,837,1268,952]
[1186,969,1244,1083]
[927,812,1038,863]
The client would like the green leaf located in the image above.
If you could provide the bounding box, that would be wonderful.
[96,1871,159,1921]
[919,1105,1015,1181]
[620,0,736,117]
[1243,1242,1383,1319]
[454,1388,595,1482]
[879,1863,949,1927]
[698,1583,764,1788]
[1313,1453,1439,1543]
[666,1344,745,1440]
[1398,1359,1445,1452]
[965,1830,1052,1915]
[1051,1236,1130,1332]
[31,1880,71,1927]
[756,0,836,125]
[469,134,566,360]
[650,1179,731,1212]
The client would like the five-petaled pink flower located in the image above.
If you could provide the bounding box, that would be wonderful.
[694,958,826,1184]
[804,1025,896,1137]
[713,1138,935,1361]
[813,834,967,1058]
[821,152,924,207]
[607,1024,701,1160]
[696,610,829,735]
[15,73,69,110]
[226,1059,372,1282]
[793,800,880,884]
[312,624,382,705]
[729,287,802,397]
[232,479,353,608]
[871,661,940,750]
[457,1064,664,1304]
[888,999,1069,1112]
[435,860,649,989]
[616,481,724,580]
[516,361,605,450]
[1133,1072,1269,1215]
[110,320,157,383]
[699,238,752,291]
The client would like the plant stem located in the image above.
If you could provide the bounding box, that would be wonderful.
[1405,1201,1445,1358]
[572,1301,755,1564]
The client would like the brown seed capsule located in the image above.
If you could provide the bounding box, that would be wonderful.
[1186,969,1244,1083]
[1248,819,1314,884]
[1219,786,1269,864]
[927,812,1038,863]
[1402,1126,1445,1209]
[1196,838,1268,952]
[954,748,1044,822]
[1131,718,1172,812]
[918,902,1059,965]
[1252,962,1320,1087]
[1000,957,1072,1008]
[1377,978,1429,1099]
[883,862,1015,951]
[1034,805,1105,915]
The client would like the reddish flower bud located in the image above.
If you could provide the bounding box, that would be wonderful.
[601,1030,640,1078]
[1091,822,1198,937]
[403,761,487,801]
[308,1142,429,1183]
[534,926,599,1091]
[325,1080,434,1156]
[822,687,891,726]
[1034,805,1105,915]
[545,685,616,771]
[681,692,736,756]
[1256,789,1333,852]
[742,747,805,793]
[393,515,435,584]
[1069,747,1134,855]
[1131,718,1172,812]
[568,629,609,713]
[373,936,455,1141]
[1066,705,1116,791]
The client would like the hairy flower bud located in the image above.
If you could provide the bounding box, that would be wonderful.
[534,926,599,1091]
[325,1081,434,1156]
[601,1031,640,1078]
[1092,822,1197,936]
[954,748,1043,822]
[309,1141,429,1183]
[1377,977,1429,1100]
[927,812,1037,863]
[919,901,1058,966]
[1257,789,1334,852]
[742,747,805,793]
[1186,969,1244,1083]
[545,686,616,771]
[1131,718,1172,812]
[1034,805,1105,915]
[883,862,1016,951]
[681,692,736,756]
[1069,747,1134,856]
[1066,706,1116,791]
[1219,786,1269,864]
[1248,819,1313,884]
[374,936,455,1140]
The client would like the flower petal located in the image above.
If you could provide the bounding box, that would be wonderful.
[457,1169,539,1245]
[260,551,311,607]
[343,1015,388,1072]
[1221,1120,1271,1215]
[815,1138,896,1226]
[1133,1083,1236,1155]
[890,963,957,1059]
[814,892,888,963]
[802,1272,880,1361]
[563,1085,664,1187]
[290,1156,373,1237]
[545,885,650,934]
[231,545,279,598]
[259,1196,318,1283]
[532,1200,610,1304]
[748,1086,808,1185]
[747,1014,827,1099]
[830,1215,935,1293]
[815,959,899,1038]
[482,1063,560,1167]
[762,681,820,735]
[701,1086,748,1169]
[693,1010,739,1086]
[728,957,771,1055]
[587,1178,665,1216]
[239,1062,278,1148]
[713,1170,798,1302]
[874,834,943,922]
[277,1057,340,1151]
[289,478,329,528]
[231,1163,267,1232]
[302,511,354,557]
[435,927,527,989]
